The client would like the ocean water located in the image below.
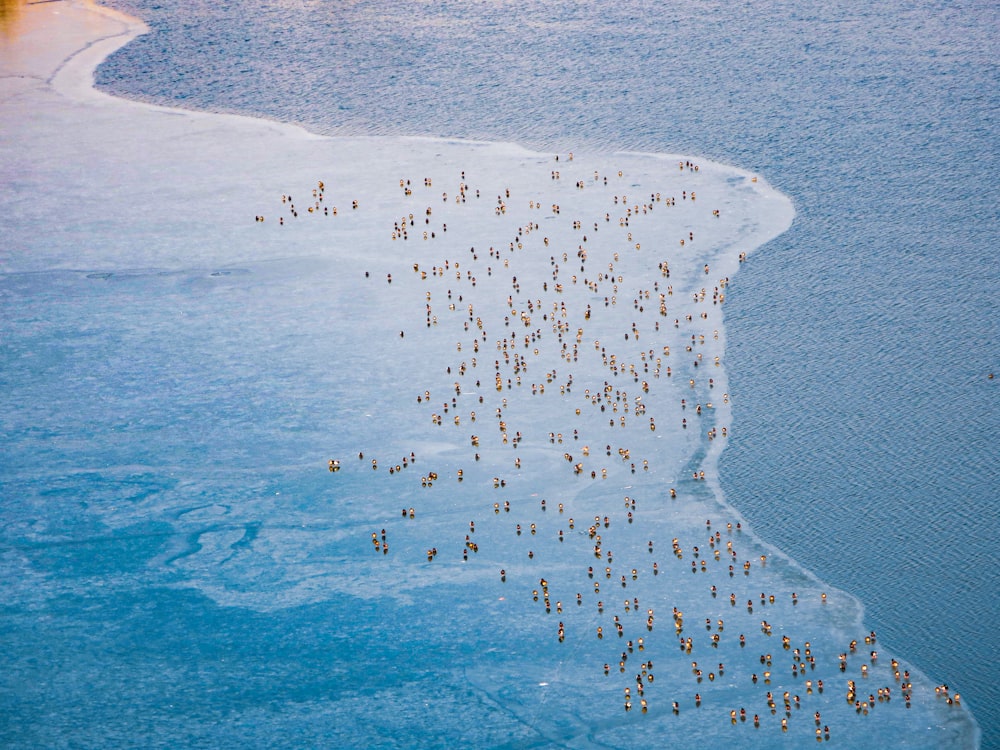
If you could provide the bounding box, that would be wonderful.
[0,0,993,747]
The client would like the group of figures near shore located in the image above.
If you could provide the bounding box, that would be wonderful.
[274,152,967,744]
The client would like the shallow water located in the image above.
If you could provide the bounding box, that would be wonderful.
[0,0,993,746]
[0,134,973,748]
[93,1,998,745]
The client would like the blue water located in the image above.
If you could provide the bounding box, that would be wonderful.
[1,0,994,746]
[92,0,998,743]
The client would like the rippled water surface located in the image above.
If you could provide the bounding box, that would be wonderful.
[73,0,1000,745]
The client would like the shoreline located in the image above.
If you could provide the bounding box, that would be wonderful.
[0,1,980,747]
[50,0,148,95]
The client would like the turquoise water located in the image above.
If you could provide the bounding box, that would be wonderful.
[0,0,994,747]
